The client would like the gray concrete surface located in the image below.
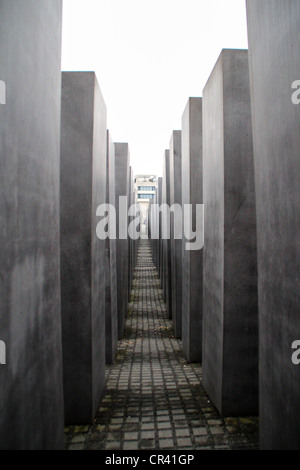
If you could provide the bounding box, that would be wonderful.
[128,167,136,294]
[170,131,183,339]
[162,150,172,318]
[105,131,118,365]
[247,0,300,449]
[128,168,132,293]
[181,98,203,363]
[202,50,258,417]
[159,177,164,285]
[150,183,161,271]
[115,143,130,340]
[130,168,138,286]
[0,0,64,449]
[60,72,107,424]
[157,177,163,277]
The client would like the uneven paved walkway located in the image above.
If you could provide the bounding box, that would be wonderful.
[65,240,258,450]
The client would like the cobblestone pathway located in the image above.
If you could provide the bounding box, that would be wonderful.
[65,240,259,450]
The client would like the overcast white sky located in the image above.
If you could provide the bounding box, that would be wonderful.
[61,0,248,176]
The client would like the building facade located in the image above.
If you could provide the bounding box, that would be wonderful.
[134,175,158,236]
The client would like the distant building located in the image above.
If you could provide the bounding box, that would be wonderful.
[134,175,158,235]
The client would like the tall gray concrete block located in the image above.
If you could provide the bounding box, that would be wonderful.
[160,165,167,294]
[105,131,118,364]
[115,143,130,340]
[246,0,300,449]
[149,199,153,254]
[149,198,154,256]
[60,72,107,424]
[130,168,138,279]
[181,98,203,363]
[159,178,164,284]
[170,131,183,338]
[162,150,172,317]
[151,186,159,269]
[0,0,64,449]
[133,172,138,276]
[202,49,258,417]
[162,158,167,295]
[157,177,163,277]
[128,166,135,294]
[126,163,130,280]
[128,167,131,293]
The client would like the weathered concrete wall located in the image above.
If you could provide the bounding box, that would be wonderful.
[162,150,172,317]
[202,49,258,417]
[157,177,163,276]
[149,198,155,260]
[105,131,118,364]
[128,167,132,294]
[0,0,64,449]
[159,177,164,284]
[170,131,183,339]
[60,72,107,424]
[247,0,300,449]
[181,98,203,363]
[128,167,136,294]
[115,143,130,340]
[150,183,161,271]
[130,169,139,280]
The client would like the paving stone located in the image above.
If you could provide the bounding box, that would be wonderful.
[159,422,173,432]
[124,432,139,441]
[71,434,87,444]
[140,439,156,449]
[195,437,212,447]
[141,431,155,440]
[141,423,155,430]
[158,430,173,439]
[69,443,85,451]
[123,424,139,432]
[159,439,175,449]
[157,415,170,422]
[192,427,209,437]
[210,426,226,435]
[108,425,122,432]
[212,435,229,446]
[123,442,138,450]
[176,429,191,437]
[214,445,230,450]
[74,426,89,434]
[174,421,187,429]
[207,419,223,426]
[107,432,122,441]
[110,418,123,425]
[105,441,122,450]
[177,438,193,448]
[157,410,169,416]
[89,432,105,442]
[86,441,105,450]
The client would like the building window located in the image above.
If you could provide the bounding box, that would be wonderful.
[138,186,156,192]
[138,194,154,200]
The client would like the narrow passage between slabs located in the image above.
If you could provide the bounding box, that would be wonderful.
[65,240,259,450]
